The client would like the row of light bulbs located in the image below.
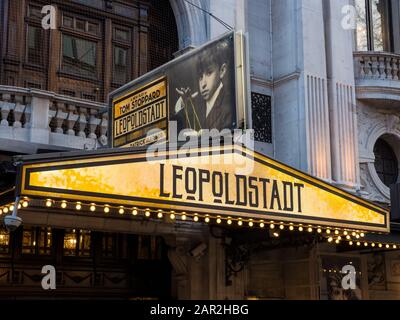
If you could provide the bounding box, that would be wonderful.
[327,236,399,250]
[1,198,369,237]
[1,198,398,250]
[0,199,29,214]
[322,269,362,275]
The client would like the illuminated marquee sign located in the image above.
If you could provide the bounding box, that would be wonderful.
[18,145,389,232]
[112,77,168,148]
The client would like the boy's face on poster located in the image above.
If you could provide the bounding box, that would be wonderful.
[198,62,226,101]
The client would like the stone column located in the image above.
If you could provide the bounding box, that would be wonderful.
[273,0,332,180]
[323,0,360,190]
[29,96,51,144]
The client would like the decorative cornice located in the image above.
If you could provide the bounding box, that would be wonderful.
[273,71,301,88]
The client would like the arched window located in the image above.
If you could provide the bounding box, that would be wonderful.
[373,138,398,187]
[356,0,393,52]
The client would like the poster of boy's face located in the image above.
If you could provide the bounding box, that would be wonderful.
[110,32,240,148]
[168,33,237,133]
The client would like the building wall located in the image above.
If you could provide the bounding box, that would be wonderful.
[0,0,400,300]
[0,0,178,102]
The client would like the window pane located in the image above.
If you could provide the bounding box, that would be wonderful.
[114,46,127,66]
[113,46,128,83]
[102,233,115,257]
[64,230,77,256]
[27,25,42,64]
[75,18,86,31]
[374,138,398,187]
[28,6,42,19]
[88,22,98,35]
[78,230,91,256]
[115,28,129,41]
[22,227,36,254]
[62,35,97,77]
[0,230,9,254]
[63,15,74,28]
[356,0,368,51]
[39,228,52,255]
[63,35,74,59]
[371,0,391,51]
[76,39,96,65]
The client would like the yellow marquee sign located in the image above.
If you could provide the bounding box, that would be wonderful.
[18,145,389,232]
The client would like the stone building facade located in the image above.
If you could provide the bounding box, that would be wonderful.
[0,0,399,300]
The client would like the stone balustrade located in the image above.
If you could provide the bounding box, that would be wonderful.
[354,51,400,80]
[354,52,400,104]
[0,86,108,152]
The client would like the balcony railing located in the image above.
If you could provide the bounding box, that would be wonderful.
[354,52,400,103]
[354,51,400,80]
[0,86,108,152]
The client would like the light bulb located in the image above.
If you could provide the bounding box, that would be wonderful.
[61,201,67,209]
[170,213,176,220]
[326,229,331,234]
[157,211,163,218]
[328,237,333,243]
[3,207,8,214]
[145,209,151,217]
[298,226,304,232]
[90,204,96,212]
[280,224,285,230]
[248,221,254,227]
[132,208,138,216]
[216,218,222,224]
[227,219,232,225]
[45,199,52,207]
[289,225,294,231]
[22,200,29,208]
[118,207,124,215]
[270,224,275,229]
[193,215,199,222]
[104,206,110,213]
[317,228,322,233]
[204,216,210,223]
[238,220,243,226]
[181,214,187,221]
[307,227,313,233]
[75,202,82,210]
[259,222,265,228]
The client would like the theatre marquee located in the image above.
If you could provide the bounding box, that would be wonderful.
[16,144,389,233]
